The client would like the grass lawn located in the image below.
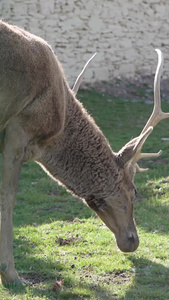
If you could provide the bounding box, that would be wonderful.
[1,85,169,299]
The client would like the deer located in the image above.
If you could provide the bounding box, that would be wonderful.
[0,20,169,286]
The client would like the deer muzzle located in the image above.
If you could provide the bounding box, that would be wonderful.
[115,230,139,252]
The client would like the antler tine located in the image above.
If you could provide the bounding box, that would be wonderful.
[133,49,169,172]
[135,149,162,163]
[72,53,97,95]
[141,49,169,134]
[135,164,149,172]
[131,128,162,172]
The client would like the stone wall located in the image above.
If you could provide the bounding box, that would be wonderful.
[0,0,169,86]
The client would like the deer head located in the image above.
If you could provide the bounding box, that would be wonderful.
[71,49,169,252]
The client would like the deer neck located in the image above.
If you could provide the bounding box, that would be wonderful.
[39,92,117,200]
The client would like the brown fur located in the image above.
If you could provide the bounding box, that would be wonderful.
[0,21,153,286]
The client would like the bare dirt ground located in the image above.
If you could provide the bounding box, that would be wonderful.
[92,76,169,102]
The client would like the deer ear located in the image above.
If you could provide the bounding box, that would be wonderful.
[116,127,153,167]
[116,143,136,167]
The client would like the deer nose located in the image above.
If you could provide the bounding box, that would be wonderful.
[127,232,136,243]
[116,231,139,253]
[127,232,139,251]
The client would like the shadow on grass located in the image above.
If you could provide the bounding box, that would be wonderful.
[7,253,119,300]
[124,256,169,299]
[7,254,169,299]
[14,189,94,227]
[134,177,169,236]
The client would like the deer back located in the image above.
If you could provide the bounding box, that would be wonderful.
[0,21,66,138]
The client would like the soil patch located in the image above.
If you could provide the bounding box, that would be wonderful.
[90,76,169,102]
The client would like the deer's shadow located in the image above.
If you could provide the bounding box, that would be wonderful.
[125,256,169,299]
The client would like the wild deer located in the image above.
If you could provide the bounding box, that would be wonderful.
[0,20,168,286]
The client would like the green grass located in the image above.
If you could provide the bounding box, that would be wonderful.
[1,87,169,299]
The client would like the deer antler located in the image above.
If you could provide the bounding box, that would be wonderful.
[141,49,169,134]
[72,53,97,95]
[131,49,169,170]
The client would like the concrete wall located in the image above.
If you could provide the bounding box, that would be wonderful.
[0,0,169,86]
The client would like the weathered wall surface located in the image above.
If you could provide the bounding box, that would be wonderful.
[0,0,169,86]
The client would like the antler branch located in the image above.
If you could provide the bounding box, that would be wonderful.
[141,49,169,134]
[72,53,97,95]
[131,49,169,172]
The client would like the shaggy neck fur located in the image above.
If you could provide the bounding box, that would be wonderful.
[39,90,119,204]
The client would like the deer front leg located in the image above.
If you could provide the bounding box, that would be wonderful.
[0,124,27,286]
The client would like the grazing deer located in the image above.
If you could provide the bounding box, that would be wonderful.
[0,20,168,286]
